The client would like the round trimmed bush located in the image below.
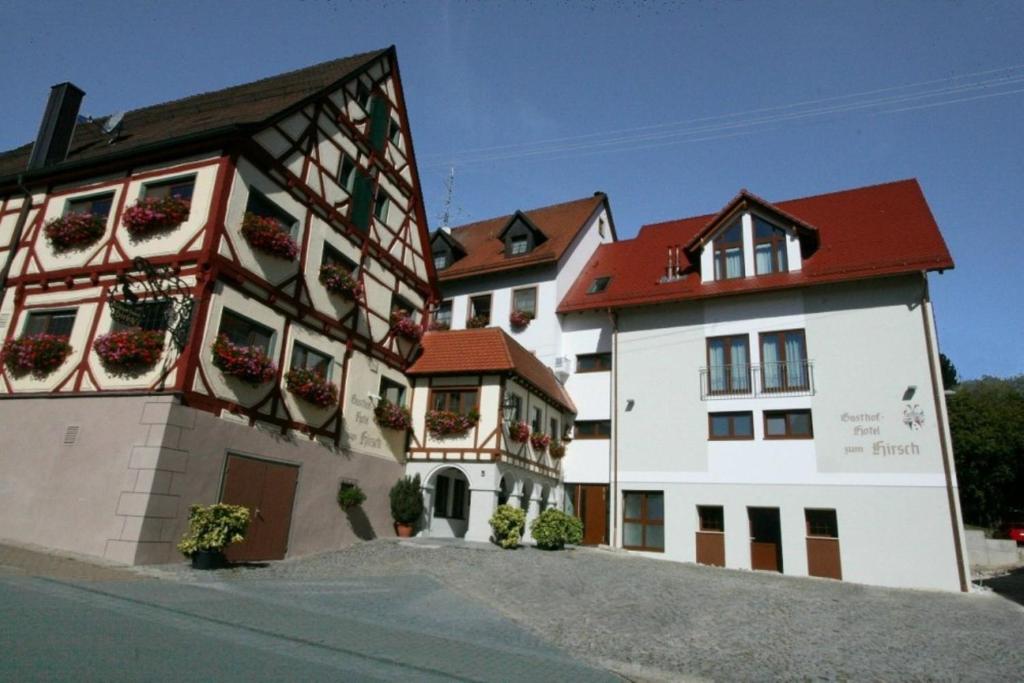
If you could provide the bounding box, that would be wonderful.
[489,504,526,549]
[530,508,583,550]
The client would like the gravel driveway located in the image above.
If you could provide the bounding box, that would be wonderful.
[152,539,1024,682]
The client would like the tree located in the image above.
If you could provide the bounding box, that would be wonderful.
[939,353,959,389]
[948,376,1024,527]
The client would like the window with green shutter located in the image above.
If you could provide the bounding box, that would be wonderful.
[368,97,390,152]
[350,172,374,233]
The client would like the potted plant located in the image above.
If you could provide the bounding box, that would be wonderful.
[285,367,338,407]
[425,408,480,438]
[337,482,367,510]
[44,211,107,251]
[176,503,251,569]
[509,310,533,330]
[2,334,73,377]
[93,328,165,371]
[319,263,363,300]
[122,196,191,236]
[466,314,489,329]
[240,212,299,260]
[390,309,423,341]
[508,420,530,444]
[211,334,277,385]
[428,319,450,331]
[530,509,583,550]
[489,505,527,549]
[389,474,423,537]
[374,398,412,430]
[549,440,566,459]
[530,431,551,453]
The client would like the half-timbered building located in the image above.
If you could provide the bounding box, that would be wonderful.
[0,47,436,564]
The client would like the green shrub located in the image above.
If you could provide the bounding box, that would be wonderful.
[389,474,424,525]
[176,503,250,557]
[489,504,527,548]
[530,508,583,550]
[337,482,366,510]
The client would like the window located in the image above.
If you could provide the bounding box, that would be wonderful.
[144,176,195,209]
[434,300,452,328]
[349,171,374,232]
[290,342,331,376]
[698,505,724,532]
[355,81,371,111]
[713,219,744,280]
[388,117,402,145]
[391,293,419,323]
[112,300,170,332]
[623,491,664,551]
[468,294,491,325]
[512,287,537,316]
[431,388,478,415]
[764,409,813,439]
[805,509,838,538]
[338,156,357,193]
[66,193,114,219]
[706,335,751,394]
[708,412,754,440]
[549,417,559,440]
[753,216,788,275]
[587,276,611,294]
[531,406,543,434]
[322,242,358,273]
[432,249,449,271]
[573,420,611,439]
[510,235,529,256]
[24,309,76,337]
[373,189,390,223]
[368,97,390,151]
[218,309,273,354]
[760,330,808,392]
[506,393,522,422]
[379,376,406,406]
[576,352,611,373]
[246,189,297,233]
[434,473,467,520]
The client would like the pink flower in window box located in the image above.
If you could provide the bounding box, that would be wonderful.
[509,310,533,329]
[391,309,423,341]
[240,212,298,260]
[285,367,338,407]
[2,334,73,376]
[426,408,480,438]
[508,420,531,443]
[211,334,277,385]
[44,212,107,251]
[319,264,363,300]
[549,441,566,459]
[530,431,551,452]
[122,196,191,236]
[466,315,489,329]
[94,328,165,371]
[374,399,412,430]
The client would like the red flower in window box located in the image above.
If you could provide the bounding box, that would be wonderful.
[2,334,73,376]
[285,367,338,407]
[390,310,423,341]
[509,310,533,329]
[426,408,480,438]
[93,328,165,371]
[122,196,191,236]
[530,431,551,452]
[44,212,107,251]
[318,264,363,300]
[374,398,412,430]
[466,315,489,329]
[508,420,531,443]
[549,441,566,459]
[211,334,277,385]
[240,212,298,260]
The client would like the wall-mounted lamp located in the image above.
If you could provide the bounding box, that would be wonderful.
[501,395,519,424]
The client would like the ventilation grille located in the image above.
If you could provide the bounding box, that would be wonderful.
[63,425,80,445]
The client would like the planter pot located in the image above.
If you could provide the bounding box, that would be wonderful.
[395,523,415,538]
[190,549,227,570]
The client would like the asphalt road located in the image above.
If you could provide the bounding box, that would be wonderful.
[0,569,617,682]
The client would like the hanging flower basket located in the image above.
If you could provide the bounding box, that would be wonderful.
[391,310,423,341]
[508,420,531,443]
[530,432,551,452]
[93,328,165,371]
[122,196,191,236]
[466,315,489,329]
[428,320,450,331]
[211,334,277,385]
[374,398,412,431]
[44,212,107,251]
[426,408,480,438]
[509,310,534,329]
[2,334,72,376]
[285,367,338,407]
[549,441,566,459]
[318,264,363,300]
[241,212,298,260]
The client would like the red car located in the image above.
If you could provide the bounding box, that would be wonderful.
[1001,519,1024,544]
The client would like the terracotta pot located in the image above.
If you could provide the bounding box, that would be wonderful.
[395,523,414,538]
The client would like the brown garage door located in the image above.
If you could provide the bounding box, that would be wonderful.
[221,454,299,562]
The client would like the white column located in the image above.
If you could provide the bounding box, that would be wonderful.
[522,494,542,544]
[465,487,498,543]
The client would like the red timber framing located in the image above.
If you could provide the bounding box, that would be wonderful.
[0,49,435,445]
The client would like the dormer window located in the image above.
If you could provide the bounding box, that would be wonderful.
[433,251,448,270]
[587,276,611,294]
[713,220,744,280]
[500,213,546,258]
[510,235,529,256]
[754,217,788,275]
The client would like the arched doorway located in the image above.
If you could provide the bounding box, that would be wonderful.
[519,479,534,514]
[428,466,470,538]
[498,475,513,506]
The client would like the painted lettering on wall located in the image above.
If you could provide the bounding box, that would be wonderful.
[841,410,920,456]
[341,393,383,451]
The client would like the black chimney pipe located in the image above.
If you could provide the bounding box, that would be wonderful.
[27,82,85,170]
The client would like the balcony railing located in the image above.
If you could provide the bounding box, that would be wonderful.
[699,360,814,399]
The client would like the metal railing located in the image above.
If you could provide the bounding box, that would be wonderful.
[699,360,814,399]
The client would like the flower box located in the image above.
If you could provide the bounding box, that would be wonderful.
[44,212,107,251]
[318,264,363,300]
[530,431,551,452]
[391,310,423,341]
[211,334,277,385]
[466,315,489,329]
[240,212,298,260]
[508,420,531,443]
[509,310,534,329]
[549,441,566,459]
[285,367,338,407]
[122,196,191,236]
[94,328,165,371]
[428,320,450,331]
[374,398,412,430]
[426,408,480,438]
[2,334,72,376]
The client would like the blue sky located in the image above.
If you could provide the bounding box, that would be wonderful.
[1,1,1020,379]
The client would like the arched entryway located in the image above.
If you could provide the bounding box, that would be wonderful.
[428,466,471,538]
[498,475,513,506]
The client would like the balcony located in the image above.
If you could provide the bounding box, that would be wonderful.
[699,360,814,399]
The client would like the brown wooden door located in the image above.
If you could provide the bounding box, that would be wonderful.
[221,454,299,562]
[748,507,783,572]
[696,532,725,566]
[579,485,608,545]
[806,538,842,580]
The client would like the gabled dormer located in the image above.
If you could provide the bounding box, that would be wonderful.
[430,229,467,271]
[685,190,819,284]
[498,211,548,258]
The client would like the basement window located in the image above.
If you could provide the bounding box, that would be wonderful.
[587,276,611,294]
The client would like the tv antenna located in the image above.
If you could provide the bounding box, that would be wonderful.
[437,166,465,230]
[101,112,124,142]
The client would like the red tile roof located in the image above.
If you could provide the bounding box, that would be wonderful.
[407,328,576,413]
[558,179,953,313]
[436,193,609,281]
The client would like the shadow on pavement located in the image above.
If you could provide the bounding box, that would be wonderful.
[983,566,1024,607]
